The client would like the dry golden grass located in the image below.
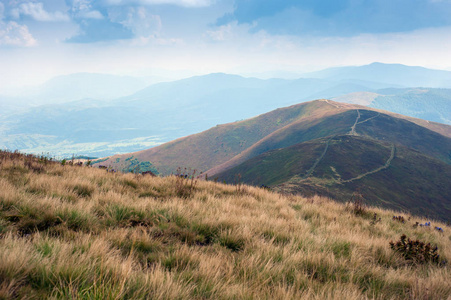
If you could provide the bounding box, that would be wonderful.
[0,151,450,299]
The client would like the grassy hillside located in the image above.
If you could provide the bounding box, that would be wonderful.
[214,135,451,222]
[100,100,343,175]
[207,109,451,177]
[352,110,451,164]
[0,151,450,299]
[99,100,451,175]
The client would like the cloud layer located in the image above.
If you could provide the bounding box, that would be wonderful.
[105,0,212,7]
[218,0,451,36]
[0,0,214,44]
[11,2,70,22]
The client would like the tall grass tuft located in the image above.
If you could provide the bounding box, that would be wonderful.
[174,168,198,198]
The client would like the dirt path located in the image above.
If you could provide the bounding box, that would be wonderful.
[301,110,390,183]
[323,99,340,108]
[357,112,380,125]
[303,137,333,179]
[342,144,395,183]
[349,110,361,136]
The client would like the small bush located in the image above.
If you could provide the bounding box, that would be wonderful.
[347,192,372,219]
[260,184,271,190]
[370,213,381,225]
[24,160,44,173]
[392,215,405,223]
[389,234,447,265]
[350,192,366,216]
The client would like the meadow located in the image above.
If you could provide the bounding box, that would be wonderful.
[0,150,450,299]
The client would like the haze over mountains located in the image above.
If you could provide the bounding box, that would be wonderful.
[335,88,451,124]
[303,62,451,88]
[1,63,451,158]
[0,74,149,109]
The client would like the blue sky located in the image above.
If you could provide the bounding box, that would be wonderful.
[1,0,451,90]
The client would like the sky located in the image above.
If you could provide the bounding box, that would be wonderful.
[1,0,451,90]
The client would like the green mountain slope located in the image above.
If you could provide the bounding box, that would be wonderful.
[206,109,451,177]
[214,135,451,222]
[99,100,451,176]
[98,100,344,174]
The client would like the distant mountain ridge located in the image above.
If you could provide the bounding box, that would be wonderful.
[0,73,149,106]
[303,62,451,88]
[334,88,451,125]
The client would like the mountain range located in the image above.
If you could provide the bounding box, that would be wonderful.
[334,88,451,124]
[303,62,451,88]
[1,63,451,158]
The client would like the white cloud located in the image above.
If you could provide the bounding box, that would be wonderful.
[205,24,233,41]
[140,0,211,6]
[130,35,183,46]
[78,10,104,19]
[0,21,37,47]
[108,6,161,37]
[105,0,212,7]
[70,0,103,19]
[11,2,70,22]
[72,0,92,12]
